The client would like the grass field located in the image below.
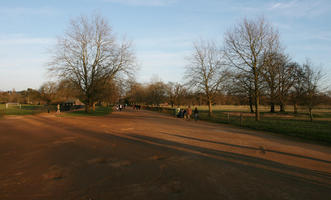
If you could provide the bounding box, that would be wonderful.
[63,106,112,116]
[0,104,52,115]
[192,105,331,116]
[0,104,112,117]
[147,105,331,144]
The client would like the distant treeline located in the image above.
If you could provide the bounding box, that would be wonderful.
[1,79,331,109]
[123,81,331,109]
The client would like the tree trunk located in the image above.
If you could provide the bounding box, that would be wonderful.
[85,104,89,112]
[208,99,212,118]
[255,95,260,121]
[270,89,275,113]
[92,103,96,111]
[270,102,275,113]
[85,97,93,113]
[293,103,298,114]
[279,103,285,112]
[249,102,254,113]
[249,94,254,113]
[254,70,260,121]
[253,66,260,121]
[308,107,313,122]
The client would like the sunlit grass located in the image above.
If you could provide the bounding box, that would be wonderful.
[148,105,331,144]
[198,110,331,144]
[166,105,331,120]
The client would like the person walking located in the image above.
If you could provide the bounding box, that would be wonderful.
[194,107,199,122]
[182,109,187,119]
[187,106,192,120]
[176,106,180,117]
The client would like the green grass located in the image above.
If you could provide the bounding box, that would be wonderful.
[63,106,112,117]
[198,110,331,144]
[170,104,331,116]
[0,104,48,115]
[0,104,112,117]
[146,105,331,145]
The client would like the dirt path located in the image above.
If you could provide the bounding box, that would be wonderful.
[0,109,330,200]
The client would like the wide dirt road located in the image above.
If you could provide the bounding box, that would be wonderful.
[0,109,330,200]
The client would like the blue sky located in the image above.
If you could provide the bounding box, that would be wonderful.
[0,0,331,91]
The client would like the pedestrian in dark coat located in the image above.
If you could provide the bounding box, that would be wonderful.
[194,107,199,122]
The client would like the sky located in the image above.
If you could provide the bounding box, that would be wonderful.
[0,0,331,91]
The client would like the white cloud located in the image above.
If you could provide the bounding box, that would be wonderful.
[268,0,331,18]
[270,1,297,10]
[0,37,56,46]
[103,0,177,6]
[0,6,57,16]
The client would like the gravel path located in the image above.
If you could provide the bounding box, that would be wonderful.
[0,109,330,199]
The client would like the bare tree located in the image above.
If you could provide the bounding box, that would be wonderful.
[56,79,81,101]
[290,64,306,114]
[49,14,135,112]
[146,81,168,106]
[302,60,322,121]
[125,81,146,105]
[225,17,280,120]
[166,82,187,107]
[185,40,229,117]
[262,52,296,112]
[230,71,255,113]
[261,52,283,112]
[277,61,297,112]
[39,82,58,105]
[97,79,120,106]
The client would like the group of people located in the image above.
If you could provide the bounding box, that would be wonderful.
[116,104,127,111]
[115,104,142,111]
[175,106,199,121]
[133,104,141,110]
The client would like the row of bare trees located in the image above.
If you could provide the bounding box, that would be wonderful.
[0,83,66,105]
[125,81,189,106]
[184,17,326,121]
[123,77,330,120]
[23,14,325,119]
[0,78,121,107]
[2,15,327,121]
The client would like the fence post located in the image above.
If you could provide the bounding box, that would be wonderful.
[227,112,230,121]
